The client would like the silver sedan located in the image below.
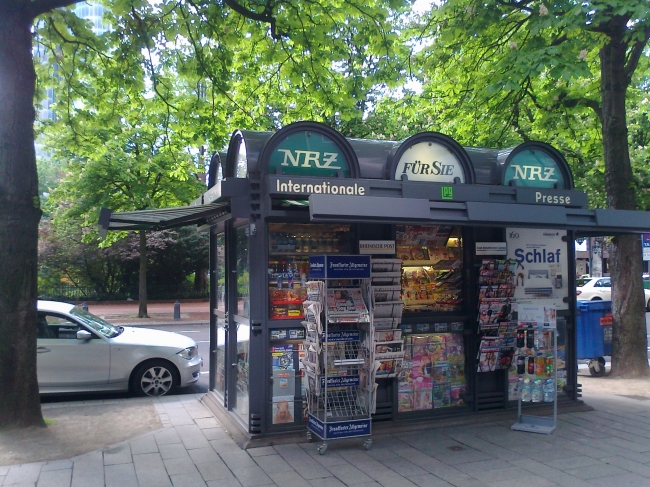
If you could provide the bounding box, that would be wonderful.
[37,300,203,396]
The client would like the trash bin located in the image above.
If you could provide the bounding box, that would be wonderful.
[576,300,612,377]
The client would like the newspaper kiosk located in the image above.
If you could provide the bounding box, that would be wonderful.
[100,121,650,440]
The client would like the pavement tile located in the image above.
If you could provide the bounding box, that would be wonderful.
[155,429,183,445]
[562,462,628,479]
[327,463,374,484]
[600,455,650,476]
[587,472,650,487]
[133,452,172,487]
[159,443,191,460]
[180,435,212,451]
[129,435,160,455]
[230,466,273,486]
[194,418,220,429]
[485,476,556,487]
[103,443,132,465]
[104,463,138,487]
[418,449,495,467]
[541,455,602,470]
[0,466,8,475]
[40,461,73,472]
[406,474,454,487]
[188,448,220,465]
[205,479,243,487]
[307,477,347,487]
[467,467,533,483]
[209,438,240,453]
[253,454,294,474]
[247,447,277,457]
[70,452,104,487]
[3,463,44,485]
[455,459,514,475]
[170,471,208,487]
[219,451,257,470]
[195,459,235,482]
[163,456,200,476]
[267,471,315,487]
[35,468,72,487]
[201,427,230,441]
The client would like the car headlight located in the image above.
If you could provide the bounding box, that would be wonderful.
[177,346,198,360]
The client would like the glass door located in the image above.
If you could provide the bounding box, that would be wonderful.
[231,223,250,425]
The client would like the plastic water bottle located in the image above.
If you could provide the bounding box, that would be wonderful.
[531,379,543,403]
[521,378,532,402]
[543,379,555,403]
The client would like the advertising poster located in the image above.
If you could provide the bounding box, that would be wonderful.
[272,396,295,424]
[506,228,568,310]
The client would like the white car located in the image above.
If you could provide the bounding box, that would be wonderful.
[576,277,650,311]
[37,300,202,396]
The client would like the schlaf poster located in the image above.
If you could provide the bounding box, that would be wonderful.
[506,228,568,310]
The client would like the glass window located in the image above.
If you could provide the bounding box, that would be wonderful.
[267,223,351,320]
[397,225,463,313]
[216,233,226,313]
[235,225,250,318]
[38,312,104,339]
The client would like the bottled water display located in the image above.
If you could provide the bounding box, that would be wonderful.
[521,378,532,402]
[543,379,555,403]
[531,379,543,403]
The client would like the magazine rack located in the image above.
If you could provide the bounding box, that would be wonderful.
[511,323,557,435]
[302,255,374,455]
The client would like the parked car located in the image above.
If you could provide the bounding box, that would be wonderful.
[576,277,650,311]
[36,300,202,396]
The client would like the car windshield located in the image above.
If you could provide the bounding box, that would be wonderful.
[70,306,121,338]
[576,278,593,287]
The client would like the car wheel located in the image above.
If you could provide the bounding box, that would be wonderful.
[132,360,177,397]
[591,297,602,301]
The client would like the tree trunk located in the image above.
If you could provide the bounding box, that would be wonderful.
[600,23,650,378]
[0,6,45,428]
[194,268,208,291]
[138,231,149,318]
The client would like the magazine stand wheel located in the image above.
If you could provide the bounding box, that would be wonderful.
[306,431,313,442]
[317,443,328,455]
[363,439,372,450]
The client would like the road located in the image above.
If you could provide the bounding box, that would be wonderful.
[41,323,210,404]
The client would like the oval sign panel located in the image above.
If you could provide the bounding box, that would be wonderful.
[267,131,351,178]
[394,142,466,183]
[504,149,565,189]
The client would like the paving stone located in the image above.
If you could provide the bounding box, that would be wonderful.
[200,427,229,441]
[248,447,277,458]
[209,438,240,453]
[159,443,191,460]
[195,459,235,482]
[468,467,534,483]
[71,452,104,487]
[35,468,72,487]
[307,477,347,487]
[205,479,243,487]
[163,456,200,476]
[104,463,138,487]
[600,455,650,476]
[326,463,374,485]
[41,461,73,472]
[194,418,220,429]
[0,466,9,475]
[188,448,220,465]
[155,429,183,446]
[3,463,44,485]
[267,471,312,487]
[219,451,257,470]
[180,435,211,451]
[230,466,273,486]
[253,454,294,474]
[168,412,195,427]
[485,475,556,487]
[588,472,650,487]
[103,444,133,465]
[174,425,203,438]
[563,462,628,479]
[393,473,450,487]
[133,452,172,487]
[170,471,208,487]
[455,459,514,475]
[540,455,602,470]
[130,435,160,455]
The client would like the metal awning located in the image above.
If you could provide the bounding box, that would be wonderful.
[98,202,230,237]
[309,195,650,235]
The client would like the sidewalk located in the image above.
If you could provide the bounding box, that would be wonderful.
[85,300,210,326]
[4,377,650,486]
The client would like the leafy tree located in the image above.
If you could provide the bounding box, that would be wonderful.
[414,0,650,377]
[0,0,409,428]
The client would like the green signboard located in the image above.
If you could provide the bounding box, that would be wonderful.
[504,149,565,189]
[267,132,350,177]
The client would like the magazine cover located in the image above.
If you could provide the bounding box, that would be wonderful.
[433,383,451,408]
[398,390,414,412]
[413,389,433,410]
[496,347,515,370]
[477,338,499,372]
[326,288,368,316]
[272,396,295,424]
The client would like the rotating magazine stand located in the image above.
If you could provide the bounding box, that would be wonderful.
[301,255,374,454]
[511,320,558,435]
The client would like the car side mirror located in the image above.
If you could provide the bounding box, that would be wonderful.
[77,330,92,340]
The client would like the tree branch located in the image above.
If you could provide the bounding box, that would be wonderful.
[29,0,82,19]
[222,0,286,39]
[625,26,650,82]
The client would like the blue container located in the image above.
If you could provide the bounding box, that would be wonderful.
[576,300,612,359]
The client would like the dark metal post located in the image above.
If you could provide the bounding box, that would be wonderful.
[82,302,89,312]
[174,301,181,320]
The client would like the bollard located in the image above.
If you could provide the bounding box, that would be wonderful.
[82,302,89,312]
[174,300,181,320]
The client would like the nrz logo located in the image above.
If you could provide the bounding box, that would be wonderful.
[509,232,520,239]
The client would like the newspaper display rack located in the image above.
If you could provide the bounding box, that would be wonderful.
[302,255,374,455]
